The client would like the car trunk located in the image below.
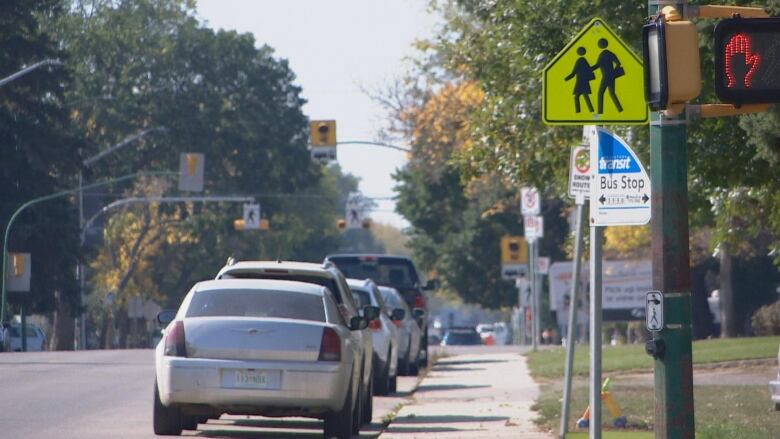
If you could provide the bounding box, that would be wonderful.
[184,317,324,362]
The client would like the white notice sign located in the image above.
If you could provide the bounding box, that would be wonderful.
[524,215,544,242]
[521,187,541,216]
[589,126,651,226]
[646,291,664,331]
[243,203,261,230]
[568,144,591,201]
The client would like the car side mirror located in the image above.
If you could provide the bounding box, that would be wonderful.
[412,308,425,319]
[391,308,406,321]
[363,305,380,321]
[423,279,438,291]
[350,316,368,331]
[157,310,177,326]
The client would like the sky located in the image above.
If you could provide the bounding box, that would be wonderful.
[196,0,442,228]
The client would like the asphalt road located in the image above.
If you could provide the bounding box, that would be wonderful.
[0,350,420,439]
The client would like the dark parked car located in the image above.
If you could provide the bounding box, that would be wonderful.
[440,327,483,346]
[325,254,435,368]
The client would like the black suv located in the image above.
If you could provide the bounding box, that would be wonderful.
[325,254,435,367]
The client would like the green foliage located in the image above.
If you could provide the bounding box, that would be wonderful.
[0,0,80,314]
[751,300,780,336]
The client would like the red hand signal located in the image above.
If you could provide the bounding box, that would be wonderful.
[724,33,761,88]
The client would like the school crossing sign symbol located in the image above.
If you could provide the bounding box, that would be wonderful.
[543,18,648,125]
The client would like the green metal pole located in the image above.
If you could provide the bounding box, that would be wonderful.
[1,171,176,325]
[20,303,26,351]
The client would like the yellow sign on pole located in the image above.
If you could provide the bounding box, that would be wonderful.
[543,18,648,125]
[501,236,528,265]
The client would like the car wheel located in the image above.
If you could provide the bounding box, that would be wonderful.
[775,402,780,412]
[389,374,397,393]
[361,370,373,425]
[181,415,197,431]
[374,352,390,396]
[323,376,354,439]
[351,365,363,434]
[409,359,419,376]
[398,341,411,376]
[153,379,182,436]
[419,329,429,368]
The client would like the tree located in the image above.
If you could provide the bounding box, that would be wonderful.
[0,0,81,349]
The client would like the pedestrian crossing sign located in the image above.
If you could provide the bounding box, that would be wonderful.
[543,18,648,125]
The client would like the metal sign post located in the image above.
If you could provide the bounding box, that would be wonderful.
[589,224,604,439]
[559,195,586,438]
[529,240,537,351]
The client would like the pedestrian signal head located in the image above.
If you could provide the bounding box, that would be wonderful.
[714,17,780,105]
[642,8,701,111]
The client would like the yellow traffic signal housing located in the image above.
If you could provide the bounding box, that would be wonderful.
[310,120,337,147]
[234,218,270,231]
[11,253,25,277]
[500,236,528,264]
[642,7,701,112]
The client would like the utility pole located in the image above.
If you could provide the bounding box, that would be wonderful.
[647,1,695,436]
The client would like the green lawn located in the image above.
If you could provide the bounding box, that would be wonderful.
[526,336,780,379]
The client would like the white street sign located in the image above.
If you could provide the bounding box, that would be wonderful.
[646,291,664,331]
[568,144,591,201]
[536,257,551,275]
[503,263,529,280]
[589,126,651,226]
[345,195,364,229]
[243,203,261,230]
[524,215,544,242]
[521,187,541,216]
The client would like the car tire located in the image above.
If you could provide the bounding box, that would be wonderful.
[389,374,397,393]
[181,415,198,431]
[361,371,373,425]
[420,328,429,368]
[153,380,182,436]
[323,376,354,439]
[775,402,780,412]
[374,352,390,396]
[398,341,411,376]
[351,364,363,434]
[409,359,419,376]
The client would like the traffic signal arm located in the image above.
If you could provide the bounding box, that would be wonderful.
[688,103,770,119]
[688,5,768,19]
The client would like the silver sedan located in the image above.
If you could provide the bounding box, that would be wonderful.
[153,279,367,438]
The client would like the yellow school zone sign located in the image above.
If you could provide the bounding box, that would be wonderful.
[543,18,648,125]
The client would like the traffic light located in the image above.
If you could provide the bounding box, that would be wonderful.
[714,17,780,105]
[310,120,337,146]
[336,219,346,230]
[500,236,528,265]
[11,253,25,277]
[642,7,701,112]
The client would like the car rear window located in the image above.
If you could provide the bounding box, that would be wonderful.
[185,289,326,322]
[380,289,407,311]
[444,330,482,345]
[328,257,420,288]
[221,272,343,303]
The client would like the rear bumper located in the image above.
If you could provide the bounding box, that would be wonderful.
[771,377,780,403]
[158,357,349,415]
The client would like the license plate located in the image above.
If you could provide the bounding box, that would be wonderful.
[223,369,281,389]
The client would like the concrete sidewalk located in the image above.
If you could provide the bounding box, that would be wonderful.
[380,349,554,438]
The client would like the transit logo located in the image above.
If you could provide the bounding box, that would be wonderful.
[599,155,632,171]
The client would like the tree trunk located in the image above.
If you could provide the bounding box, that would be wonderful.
[117,307,129,348]
[720,243,736,338]
[51,289,75,350]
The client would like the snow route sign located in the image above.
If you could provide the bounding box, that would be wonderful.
[589,126,651,226]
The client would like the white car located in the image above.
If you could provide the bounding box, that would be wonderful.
[2,323,47,352]
[348,278,400,395]
[153,279,368,438]
[378,286,422,376]
[214,260,377,427]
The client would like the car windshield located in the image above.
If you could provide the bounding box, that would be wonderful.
[379,289,408,312]
[328,257,420,288]
[185,289,326,322]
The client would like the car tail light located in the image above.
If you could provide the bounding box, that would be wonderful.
[164,321,187,357]
[318,327,341,362]
[368,319,382,331]
[414,294,426,309]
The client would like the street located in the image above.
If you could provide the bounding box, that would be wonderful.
[0,346,545,438]
[0,350,419,438]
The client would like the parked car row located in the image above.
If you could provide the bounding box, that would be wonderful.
[153,254,430,438]
[1,322,47,352]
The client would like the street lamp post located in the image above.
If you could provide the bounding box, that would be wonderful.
[76,126,167,349]
[0,59,63,88]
